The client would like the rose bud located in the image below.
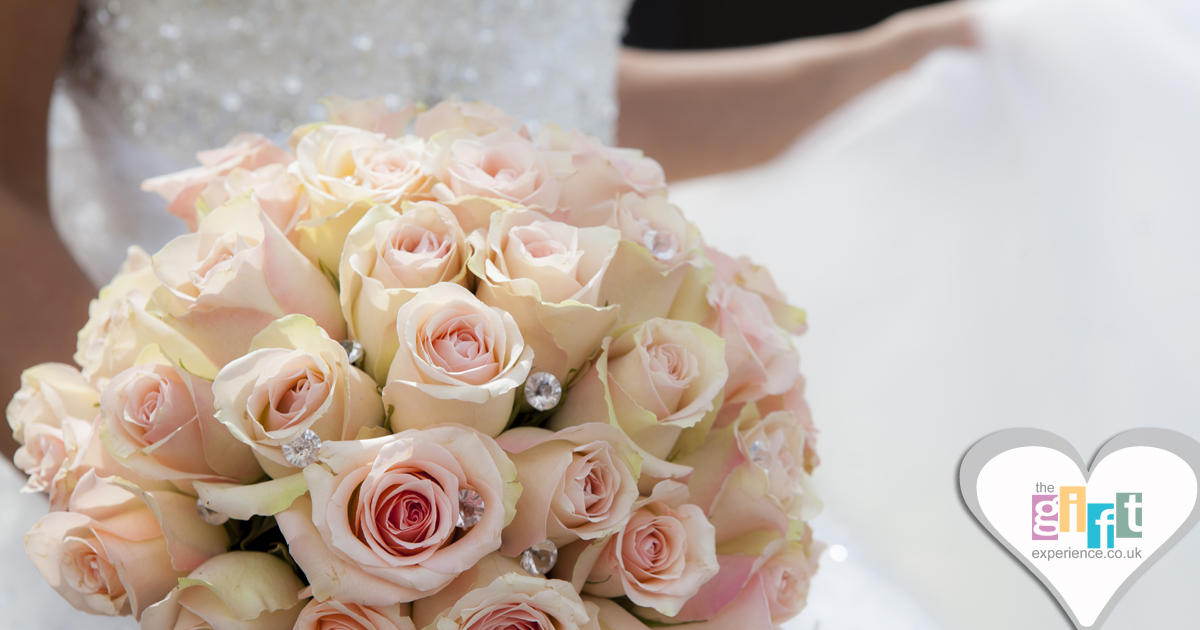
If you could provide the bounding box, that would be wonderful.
[571,480,719,617]
[381,283,532,438]
[142,133,293,231]
[140,551,307,630]
[678,402,821,545]
[467,208,621,382]
[24,472,229,619]
[213,315,383,478]
[423,127,572,210]
[275,425,521,605]
[100,345,262,493]
[550,318,727,472]
[495,424,641,557]
[150,194,345,367]
[340,202,469,382]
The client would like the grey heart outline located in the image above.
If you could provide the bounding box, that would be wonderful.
[959,428,1200,629]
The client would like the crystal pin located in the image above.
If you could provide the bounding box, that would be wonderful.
[748,439,771,470]
[457,488,485,529]
[642,229,677,262]
[282,430,322,468]
[524,372,562,411]
[196,498,229,526]
[520,540,558,576]
[340,340,365,369]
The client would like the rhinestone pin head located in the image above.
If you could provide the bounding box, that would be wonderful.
[457,488,485,529]
[524,372,562,411]
[340,340,365,369]
[642,229,677,262]
[196,499,229,526]
[520,540,558,576]
[282,430,322,468]
[748,439,771,470]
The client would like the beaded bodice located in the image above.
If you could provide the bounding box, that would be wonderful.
[52,0,631,284]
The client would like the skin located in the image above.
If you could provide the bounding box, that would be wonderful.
[0,0,973,462]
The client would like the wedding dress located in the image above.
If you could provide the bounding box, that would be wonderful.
[674,0,1200,628]
[17,1,942,629]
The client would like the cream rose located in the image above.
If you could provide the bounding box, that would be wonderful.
[293,124,432,219]
[706,283,799,405]
[142,133,294,231]
[7,363,98,440]
[340,202,469,382]
[468,209,620,381]
[579,480,718,617]
[75,247,218,387]
[196,162,308,237]
[424,574,598,630]
[381,283,532,438]
[100,346,261,493]
[424,128,572,209]
[414,100,519,140]
[24,472,229,619]
[295,595,416,630]
[550,318,727,466]
[140,551,308,630]
[150,194,345,367]
[212,315,383,478]
[679,402,820,545]
[275,426,521,605]
[495,424,641,557]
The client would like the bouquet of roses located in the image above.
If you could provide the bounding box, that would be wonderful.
[9,96,821,630]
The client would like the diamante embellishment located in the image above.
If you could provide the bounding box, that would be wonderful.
[520,540,558,576]
[457,488,485,529]
[196,498,229,526]
[749,439,771,470]
[642,229,677,262]
[340,340,365,369]
[524,372,562,411]
[282,430,322,468]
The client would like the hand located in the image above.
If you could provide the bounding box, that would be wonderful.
[874,1,979,53]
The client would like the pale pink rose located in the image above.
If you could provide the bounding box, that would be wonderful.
[581,481,718,617]
[340,202,470,382]
[196,163,308,237]
[706,283,799,405]
[612,194,702,270]
[24,472,229,619]
[295,593,415,630]
[467,209,621,382]
[74,247,219,387]
[140,551,307,630]
[13,419,88,498]
[679,402,820,545]
[495,424,641,556]
[275,426,521,605]
[150,195,345,367]
[213,316,383,478]
[754,375,819,473]
[142,133,294,231]
[581,596,651,630]
[100,350,262,493]
[550,318,727,465]
[7,363,97,442]
[536,126,666,218]
[293,124,433,219]
[424,128,572,209]
[423,574,599,630]
[706,245,806,336]
[324,95,417,139]
[381,283,533,438]
[414,100,519,140]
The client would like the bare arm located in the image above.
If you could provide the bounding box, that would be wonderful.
[0,0,93,462]
[617,1,975,180]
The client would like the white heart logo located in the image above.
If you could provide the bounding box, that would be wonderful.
[959,429,1200,629]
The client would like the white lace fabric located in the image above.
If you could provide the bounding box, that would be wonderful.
[51,0,631,285]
